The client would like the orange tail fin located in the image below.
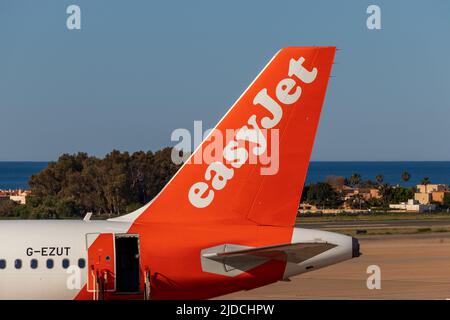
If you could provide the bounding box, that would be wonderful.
[116,47,336,227]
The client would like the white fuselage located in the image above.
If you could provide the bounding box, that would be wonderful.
[0,220,131,299]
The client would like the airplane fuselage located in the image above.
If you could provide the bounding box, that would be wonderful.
[0,219,356,300]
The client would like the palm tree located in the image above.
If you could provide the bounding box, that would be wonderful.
[353,193,364,210]
[378,183,392,207]
[375,174,384,185]
[401,171,411,184]
[348,173,361,188]
[421,177,430,193]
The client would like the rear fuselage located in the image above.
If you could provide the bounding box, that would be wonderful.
[0,219,355,300]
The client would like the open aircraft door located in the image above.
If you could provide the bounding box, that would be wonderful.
[86,233,116,296]
[86,233,142,299]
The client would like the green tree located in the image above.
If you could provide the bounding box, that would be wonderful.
[27,147,181,218]
[375,174,384,185]
[390,187,414,203]
[378,183,392,207]
[99,150,131,215]
[443,193,450,208]
[401,171,411,184]
[306,182,342,209]
[0,200,19,218]
[421,177,430,193]
[377,183,413,208]
[348,173,361,187]
[300,185,310,204]
[346,193,366,210]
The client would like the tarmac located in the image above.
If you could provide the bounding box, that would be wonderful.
[297,219,450,230]
[218,233,450,300]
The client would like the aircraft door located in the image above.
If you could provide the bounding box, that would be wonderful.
[114,234,141,293]
[86,233,116,294]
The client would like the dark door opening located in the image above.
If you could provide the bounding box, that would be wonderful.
[115,235,140,293]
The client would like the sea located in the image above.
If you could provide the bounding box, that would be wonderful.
[0,161,449,190]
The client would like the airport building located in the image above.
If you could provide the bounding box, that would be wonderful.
[389,199,436,213]
[334,185,381,202]
[0,189,31,205]
[414,184,449,205]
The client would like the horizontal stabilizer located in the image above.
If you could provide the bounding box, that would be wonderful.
[203,242,336,273]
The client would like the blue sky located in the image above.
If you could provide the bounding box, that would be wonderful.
[1,0,449,161]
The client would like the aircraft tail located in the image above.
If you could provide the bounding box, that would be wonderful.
[113,47,336,227]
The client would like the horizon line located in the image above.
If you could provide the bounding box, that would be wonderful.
[1,160,450,163]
